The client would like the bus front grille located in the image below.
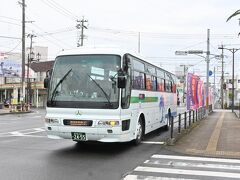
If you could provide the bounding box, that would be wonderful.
[63,119,93,126]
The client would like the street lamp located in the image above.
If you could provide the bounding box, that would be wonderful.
[27,52,40,107]
[218,47,240,112]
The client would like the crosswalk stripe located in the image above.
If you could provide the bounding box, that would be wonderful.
[134,166,240,179]
[144,159,240,171]
[123,174,198,180]
[152,154,240,164]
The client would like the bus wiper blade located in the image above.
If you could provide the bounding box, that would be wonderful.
[50,69,72,104]
[87,74,113,107]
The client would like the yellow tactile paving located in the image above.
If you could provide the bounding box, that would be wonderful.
[205,112,225,153]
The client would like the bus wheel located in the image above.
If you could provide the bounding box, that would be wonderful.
[163,123,169,131]
[133,117,144,145]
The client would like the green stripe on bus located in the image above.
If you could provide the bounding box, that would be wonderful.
[130,96,158,103]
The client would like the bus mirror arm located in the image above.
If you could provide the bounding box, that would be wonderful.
[117,69,126,88]
[123,55,130,72]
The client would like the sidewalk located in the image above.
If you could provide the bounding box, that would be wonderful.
[167,109,240,158]
[0,108,32,115]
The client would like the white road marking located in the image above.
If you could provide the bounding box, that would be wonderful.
[152,154,240,164]
[0,127,46,138]
[145,159,240,171]
[134,166,240,179]
[141,141,165,145]
[123,174,198,180]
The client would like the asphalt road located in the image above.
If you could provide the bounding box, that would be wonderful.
[0,109,173,180]
[1,108,240,180]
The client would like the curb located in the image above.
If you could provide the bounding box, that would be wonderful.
[0,110,33,116]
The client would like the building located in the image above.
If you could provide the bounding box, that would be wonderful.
[224,75,240,108]
[0,46,53,107]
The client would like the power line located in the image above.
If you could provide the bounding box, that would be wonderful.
[0,35,21,40]
[0,16,21,22]
[4,41,22,54]
[40,0,77,21]
[0,20,21,26]
[47,0,79,19]
[27,20,73,48]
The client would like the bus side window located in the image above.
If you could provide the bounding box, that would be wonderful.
[146,74,152,91]
[132,71,145,90]
[152,76,157,91]
[157,78,164,92]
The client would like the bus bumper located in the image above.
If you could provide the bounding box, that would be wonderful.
[45,125,134,143]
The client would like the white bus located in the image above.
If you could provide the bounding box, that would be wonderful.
[44,48,177,144]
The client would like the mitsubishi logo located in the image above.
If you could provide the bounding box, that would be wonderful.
[75,110,82,116]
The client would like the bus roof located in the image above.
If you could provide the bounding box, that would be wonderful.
[57,47,139,58]
[56,47,176,77]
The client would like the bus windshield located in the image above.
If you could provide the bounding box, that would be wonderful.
[47,55,121,109]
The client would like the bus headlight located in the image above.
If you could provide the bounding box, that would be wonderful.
[45,118,60,124]
[98,120,120,127]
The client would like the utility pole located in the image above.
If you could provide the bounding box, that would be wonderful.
[138,32,141,53]
[220,44,224,109]
[27,34,36,106]
[218,46,240,112]
[76,18,88,47]
[206,29,210,113]
[20,0,26,105]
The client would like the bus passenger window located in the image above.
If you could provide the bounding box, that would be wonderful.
[132,71,145,90]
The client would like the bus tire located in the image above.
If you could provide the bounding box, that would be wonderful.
[163,124,169,131]
[133,117,144,145]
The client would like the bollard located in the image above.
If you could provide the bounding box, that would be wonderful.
[189,111,191,127]
[184,111,187,129]
[178,113,181,133]
[196,109,198,121]
[193,110,195,123]
[170,116,174,139]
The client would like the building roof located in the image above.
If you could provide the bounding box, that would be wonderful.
[29,60,54,72]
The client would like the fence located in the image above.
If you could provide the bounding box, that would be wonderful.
[234,99,240,118]
[169,106,206,142]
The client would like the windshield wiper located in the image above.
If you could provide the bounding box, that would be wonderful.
[50,69,72,104]
[87,74,113,107]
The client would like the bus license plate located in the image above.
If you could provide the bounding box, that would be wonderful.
[71,132,87,141]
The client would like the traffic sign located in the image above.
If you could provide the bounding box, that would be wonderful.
[175,51,188,55]
[209,70,213,76]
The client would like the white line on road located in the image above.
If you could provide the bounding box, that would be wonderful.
[152,154,240,164]
[123,174,198,180]
[145,160,240,171]
[141,141,165,145]
[134,166,240,179]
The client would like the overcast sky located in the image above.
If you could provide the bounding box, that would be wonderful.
[1,0,240,83]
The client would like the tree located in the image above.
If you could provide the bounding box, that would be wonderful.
[226,10,240,22]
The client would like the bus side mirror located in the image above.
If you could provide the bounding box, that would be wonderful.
[117,69,126,88]
[44,69,52,88]
[117,76,126,88]
[44,78,50,88]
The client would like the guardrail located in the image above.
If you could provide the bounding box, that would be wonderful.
[168,106,207,144]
